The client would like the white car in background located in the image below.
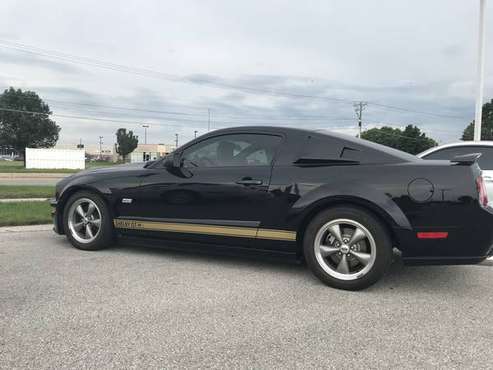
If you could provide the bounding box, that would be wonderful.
[418,141,493,201]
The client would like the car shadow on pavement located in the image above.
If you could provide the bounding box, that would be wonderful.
[113,241,308,273]
[53,235,485,293]
[96,240,481,293]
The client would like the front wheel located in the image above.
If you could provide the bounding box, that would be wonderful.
[303,206,392,290]
[63,191,114,251]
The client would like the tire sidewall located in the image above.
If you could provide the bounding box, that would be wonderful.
[303,206,392,290]
[63,191,113,250]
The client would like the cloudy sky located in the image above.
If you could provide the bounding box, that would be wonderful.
[0,0,492,147]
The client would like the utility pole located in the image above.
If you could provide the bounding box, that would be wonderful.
[175,133,179,148]
[353,101,367,138]
[474,0,488,141]
[194,130,198,139]
[208,109,211,132]
[98,136,103,160]
[142,124,149,144]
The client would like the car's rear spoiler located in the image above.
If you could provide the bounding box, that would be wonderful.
[451,153,482,165]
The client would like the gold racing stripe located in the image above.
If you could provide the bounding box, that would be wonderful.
[113,219,296,241]
[256,228,297,241]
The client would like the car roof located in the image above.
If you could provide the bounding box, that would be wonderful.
[417,141,493,158]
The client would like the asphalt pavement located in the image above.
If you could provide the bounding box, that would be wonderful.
[1,228,493,369]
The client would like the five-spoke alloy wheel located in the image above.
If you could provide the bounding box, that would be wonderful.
[63,191,113,250]
[68,198,102,244]
[304,206,392,290]
[314,219,376,281]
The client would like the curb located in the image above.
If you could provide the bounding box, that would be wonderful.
[0,198,49,203]
[0,224,53,233]
[0,173,72,179]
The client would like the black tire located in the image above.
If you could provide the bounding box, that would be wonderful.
[303,206,392,290]
[62,191,114,251]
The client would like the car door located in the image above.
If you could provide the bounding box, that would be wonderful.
[422,145,493,202]
[120,133,283,247]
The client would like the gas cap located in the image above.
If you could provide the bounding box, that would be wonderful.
[408,178,434,202]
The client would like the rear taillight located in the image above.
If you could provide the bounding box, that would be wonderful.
[476,175,489,208]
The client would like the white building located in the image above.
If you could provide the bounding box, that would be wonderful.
[56,143,114,160]
[130,144,176,163]
[25,148,85,169]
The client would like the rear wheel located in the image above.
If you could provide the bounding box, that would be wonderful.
[63,191,114,250]
[303,206,392,290]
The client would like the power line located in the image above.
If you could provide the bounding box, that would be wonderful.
[0,104,462,143]
[367,102,468,120]
[0,87,368,122]
[0,107,180,126]
[0,106,461,143]
[0,106,360,130]
[0,39,469,120]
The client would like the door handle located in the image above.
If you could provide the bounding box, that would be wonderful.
[236,178,263,186]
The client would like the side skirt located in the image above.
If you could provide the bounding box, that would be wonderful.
[116,235,302,264]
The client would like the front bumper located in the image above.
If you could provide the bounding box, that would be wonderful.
[49,198,63,234]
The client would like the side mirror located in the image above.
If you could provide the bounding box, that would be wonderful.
[172,151,182,168]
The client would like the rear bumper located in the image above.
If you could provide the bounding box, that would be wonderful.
[402,255,490,266]
[394,219,493,264]
[49,198,63,235]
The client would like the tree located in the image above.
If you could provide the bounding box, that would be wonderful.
[361,124,437,154]
[115,128,138,161]
[462,99,493,140]
[0,87,60,166]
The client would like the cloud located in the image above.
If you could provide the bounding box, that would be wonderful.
[0,0,490,145]
[0,48,83,74]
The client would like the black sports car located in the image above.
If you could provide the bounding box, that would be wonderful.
[51,126,493,290]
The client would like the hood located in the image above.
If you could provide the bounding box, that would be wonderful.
[55,162,149,193]
[76,162,147,176]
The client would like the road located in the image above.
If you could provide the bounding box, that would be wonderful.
[1,228,493,369]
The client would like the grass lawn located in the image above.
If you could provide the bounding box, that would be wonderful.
[0,185,55,199]
[0,201,52,226]
[0,160,120,173]
[0,161,75,173]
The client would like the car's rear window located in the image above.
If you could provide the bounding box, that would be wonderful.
[308,130,418,164]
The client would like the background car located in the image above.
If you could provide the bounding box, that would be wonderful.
[418,141,493,202]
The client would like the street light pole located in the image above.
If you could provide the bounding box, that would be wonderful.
[142,124,149,144]
[98,136,103,160]
[474,0,487,141]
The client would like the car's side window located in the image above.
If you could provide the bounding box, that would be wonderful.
[423,146,478,160]
[423,146,493,170]
[181,134,282,168]
[425,147,473,160]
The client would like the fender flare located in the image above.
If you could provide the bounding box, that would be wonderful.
[290,183,412,246]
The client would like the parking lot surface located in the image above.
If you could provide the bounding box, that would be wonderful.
[1,229,493,369]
